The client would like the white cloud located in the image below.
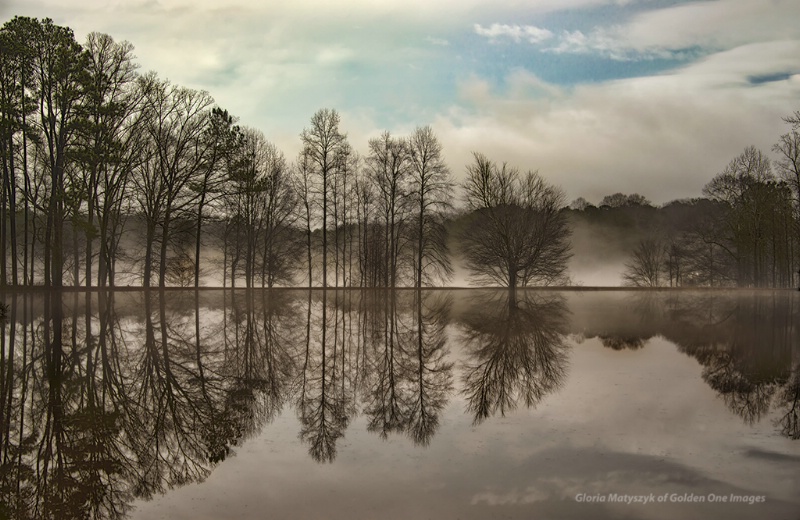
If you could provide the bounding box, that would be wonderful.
[474,23,554,44]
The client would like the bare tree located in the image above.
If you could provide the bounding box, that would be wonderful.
[408,126,453,288]
[134,74,213,287]
[74,32,141,287]
[461,153,571,290]
[191,107,240,287]
[301,109,347,287]
[623,238,666,287]
[367,131,411,287]
[773,125,800,288]
[703,146,793,287]
[293,148,316,286]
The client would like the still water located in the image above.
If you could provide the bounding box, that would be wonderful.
[0,289,798,519]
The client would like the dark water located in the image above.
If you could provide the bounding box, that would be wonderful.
[0,289,798,519]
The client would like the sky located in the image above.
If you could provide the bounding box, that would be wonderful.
[2,0,800,204]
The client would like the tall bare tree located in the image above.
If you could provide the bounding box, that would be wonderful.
[225,127,295,287]
[773,123,800,288]
[191,107,239,287]
[301,109,346,287]
[408,126,453,288]
[703,146,793,287]
[367,131,411,287]
[73,32,141,287]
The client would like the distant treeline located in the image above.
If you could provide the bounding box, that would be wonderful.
[568,142,800,289]
[1,17,799,289]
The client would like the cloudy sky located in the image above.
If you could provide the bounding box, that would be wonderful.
[3,0,800,204]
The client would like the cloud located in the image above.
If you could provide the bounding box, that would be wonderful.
[434,40,800,204]
[547,28,698,61]
[4,0,799,208]
[474,23,554,44]
[546,0,800,61]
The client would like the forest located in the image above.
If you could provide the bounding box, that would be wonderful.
[1,16,799,289]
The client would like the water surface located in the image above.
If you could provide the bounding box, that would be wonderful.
[0,289,798,519]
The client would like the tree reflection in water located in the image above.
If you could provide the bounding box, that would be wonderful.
[0,289,798,518]
[297,290,454,462]
[458,290,570,425]
[0,290,304,519]
[584,291,800,437]
[359,290,453,447]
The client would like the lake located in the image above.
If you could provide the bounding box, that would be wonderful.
[0,289,798,519]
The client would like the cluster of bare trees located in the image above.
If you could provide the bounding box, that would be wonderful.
[295,112,456,289]
[621,118,800,288]
[0,18,464,289]
[0,17,314,289]
[0,17,579,290]
[5,17,798,290]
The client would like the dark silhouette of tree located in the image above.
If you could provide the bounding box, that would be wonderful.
[461,153,571,290]
[71,32,141,288]
[30,19,88,288]
[134,74,214,287]
[703,146,795,287]
[353,160,383,287]
[191,107,240,287]
[225,128,297,287]
[773,120,800,288]
[0,17,38,287]
[600,192,651,208]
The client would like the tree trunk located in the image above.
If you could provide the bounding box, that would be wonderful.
[158,208,172,288]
